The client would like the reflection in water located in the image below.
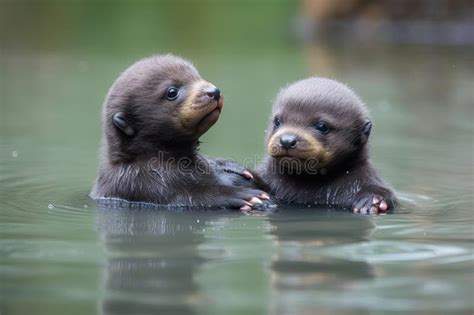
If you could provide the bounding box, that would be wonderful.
[2,1,473,313]
[267,208,474,314]
[268,211,375,315]
[96,208,214,315]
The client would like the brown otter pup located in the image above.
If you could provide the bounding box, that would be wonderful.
[90,54,268,210]
[257,77,396,214]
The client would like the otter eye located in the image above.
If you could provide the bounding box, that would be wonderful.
[166,86,179,101]
[273,117,281,128]
[315,122,329,135]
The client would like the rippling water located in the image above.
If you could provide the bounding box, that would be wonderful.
[1,3,474,313]
[2,61,473,313]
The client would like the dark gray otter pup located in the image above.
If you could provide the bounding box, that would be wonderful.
[256,77,396,214]
[90,54,269,210]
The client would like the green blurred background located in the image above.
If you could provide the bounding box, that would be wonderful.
[1,0,302,163]
[1,0,473,176]
[1,1,473,315]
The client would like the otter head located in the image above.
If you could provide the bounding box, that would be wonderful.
[103,54,223,160]
[266,77,372,175]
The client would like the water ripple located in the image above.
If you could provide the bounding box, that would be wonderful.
[321,240,470,264]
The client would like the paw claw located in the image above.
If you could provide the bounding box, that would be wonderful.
[353,193,393,215]
[242,170,254,180]
[240,205,252,211]
[249,197,263,205]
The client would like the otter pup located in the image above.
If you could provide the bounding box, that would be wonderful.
[90,54,268,210]
[257,77,396,214]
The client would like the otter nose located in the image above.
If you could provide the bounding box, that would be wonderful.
[280,134,298,150]
[205,87,221,101]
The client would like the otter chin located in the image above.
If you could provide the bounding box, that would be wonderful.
[255,77,396,214]
[195,97,224,136]
[90,54,269,210]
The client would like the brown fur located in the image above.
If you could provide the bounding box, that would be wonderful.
[256,77,396,212]
[90,54,265,209]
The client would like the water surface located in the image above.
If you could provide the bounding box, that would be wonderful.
[1,2,473,314]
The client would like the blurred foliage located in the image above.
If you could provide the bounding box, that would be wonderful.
[1,0,296,54]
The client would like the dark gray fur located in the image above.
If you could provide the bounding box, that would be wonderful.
[90,54,264,209]
[256,77,396,211]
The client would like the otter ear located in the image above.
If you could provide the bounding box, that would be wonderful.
[113,112,135,136]
[360,120,372,144]
[363,120,372,136]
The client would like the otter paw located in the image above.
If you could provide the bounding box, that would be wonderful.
[353,194,392,215]
[215,159,254,180]
[224,165,254,180]
[239,191,271,211]
[215,188,271,211]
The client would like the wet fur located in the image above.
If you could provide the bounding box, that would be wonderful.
[90,54,264,208]
[257,77,396,210]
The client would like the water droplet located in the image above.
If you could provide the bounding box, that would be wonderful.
[83,205,88,208]
[196,219,200,223]
[48,204,54,209]
[12,150,18,158]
